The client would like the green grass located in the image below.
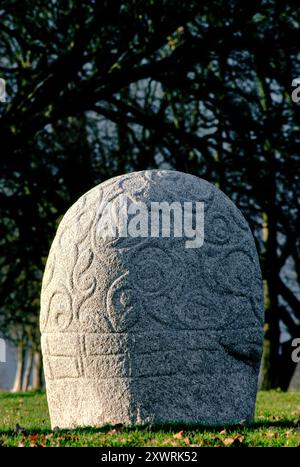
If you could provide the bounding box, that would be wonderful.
[0,390,300,446]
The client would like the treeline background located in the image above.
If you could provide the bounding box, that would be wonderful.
[0,0,299,391]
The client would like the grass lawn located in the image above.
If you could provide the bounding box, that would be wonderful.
[0,390,300,447]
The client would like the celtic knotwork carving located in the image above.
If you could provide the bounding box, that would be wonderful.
[204,248,259,297]
[145,170,215,209]
[205,212,232,245]
[58,208,94,250]
[42,287,73,331]
[72,248,96,293]
[91,192,150,254]
[106,272,140,332]
[119,172,150,197]
[174,290,224,330]
[127,243,185,297]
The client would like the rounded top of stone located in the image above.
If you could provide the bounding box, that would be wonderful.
[40,170,264,337]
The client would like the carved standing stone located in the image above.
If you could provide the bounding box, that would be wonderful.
[40,170,264,428]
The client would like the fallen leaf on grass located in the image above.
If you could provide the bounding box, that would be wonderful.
[223,437,235,446]
[173,430,184,439]
[107,423,124,435]
[28,434,47,447]
[170,432,190,445]
[162,438,172,445]
[265,431,278,438]
[161,432,190,446]
[223,434,245,446]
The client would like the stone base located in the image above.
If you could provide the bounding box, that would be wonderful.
[46,372,258,429]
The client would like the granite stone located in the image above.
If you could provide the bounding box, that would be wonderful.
[40,170,264,429]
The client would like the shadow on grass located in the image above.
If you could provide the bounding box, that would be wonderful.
[0,419,299,437]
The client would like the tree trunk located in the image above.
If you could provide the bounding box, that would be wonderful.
[277,339,298,391]
[12,344,25,392]
[32,350,43,390]
[260,209,281,390]
[22,348,34,391]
